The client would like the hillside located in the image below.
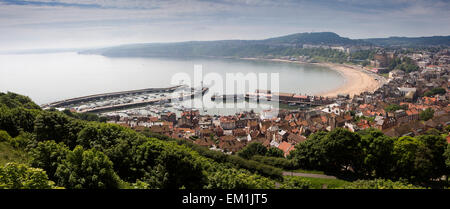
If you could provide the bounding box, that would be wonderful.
[80,32,367,58]
[81,32,450,58]
[262,32,365,46]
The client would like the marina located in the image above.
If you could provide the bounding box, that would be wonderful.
[41,85,208,113]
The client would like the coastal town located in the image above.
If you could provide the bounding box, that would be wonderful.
[88,47,450,157]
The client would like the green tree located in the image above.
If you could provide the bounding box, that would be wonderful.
[29,140,69,179]
[34,111,85,148]
[237,142,268,159]
[320,128,364,174]
[10,107,39,133]
[251,155,298,170]
[0,92,40,110]
[0,106,39,137]
[0,106,15,137]
[290,129,365,176]
[8,131,35,149]
[444,144,450,178]
[54,146,120,189]
[289,131,327,170]
[0,163,58,189]
[279,176,312,189]
[424,87,446,97]
[266,147,284,158]
[384,104,407,112]
[417,135,447,179]
[392,136,434,182]
[205,167,276,189]
[424,128,441,136]
[341,179,423,189]
[0,130,11,142]
[0,92,40,137]
[396,57,419,73]
[77,123,146,181]
[419,108,434,121]
[134,139,207,189]
[360,129,395,178]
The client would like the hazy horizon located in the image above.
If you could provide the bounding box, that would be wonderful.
[1,0,449,52]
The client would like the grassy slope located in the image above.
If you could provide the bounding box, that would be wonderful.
[0,142,29,166]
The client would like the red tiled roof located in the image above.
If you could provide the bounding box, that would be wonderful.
[174,127,194,133]
[278,142,295,156]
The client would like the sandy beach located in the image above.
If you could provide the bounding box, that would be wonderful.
[314,62,383,98]
[241,58,384,98]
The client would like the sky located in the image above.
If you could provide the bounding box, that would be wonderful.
[0,0,449,51]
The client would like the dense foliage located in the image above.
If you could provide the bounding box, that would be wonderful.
[1,92,448,189]
[0,92,41,110]
[0,92,279,189]
[445,144,450,176]
[34,110,86,148]
[419,108,435,121]
[289,128,448,183]
[340,179,424,189]
[54,146,120,189]
[141,130,284,179]
[0,163,58,189]
[205,167,276,189]
[29,140,69,179]
[238,142,268,159]
[384,104,407,112]
[388,57,419,73]
[62,109,108,122]
[0,105,40,138]
[238,142,284,158]
[424,87,446,97]
[349,50,375,61]
[0,130,11,142]
[251,155,298,170]
[279,176,312,189]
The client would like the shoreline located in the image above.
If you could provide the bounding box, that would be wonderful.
[240,57,385,98]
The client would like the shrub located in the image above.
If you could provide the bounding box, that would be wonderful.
[0,163,59,189]
[251,155,298,170]
[266,147,284,158]
[29,140,69,179]
[280,176,312,189]
[340,179,424,189]
[55,146,120,189]
[205,167,276,189]
[0,130,11,142]
[419,108,435,121]
[227,155,283,179]
[8,132,35,149]
[143,130,283,179]
[424,87,446,97]
[34,111,86,148]
[237,142,267,159]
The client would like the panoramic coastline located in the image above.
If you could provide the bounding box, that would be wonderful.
[1,0,450,197]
